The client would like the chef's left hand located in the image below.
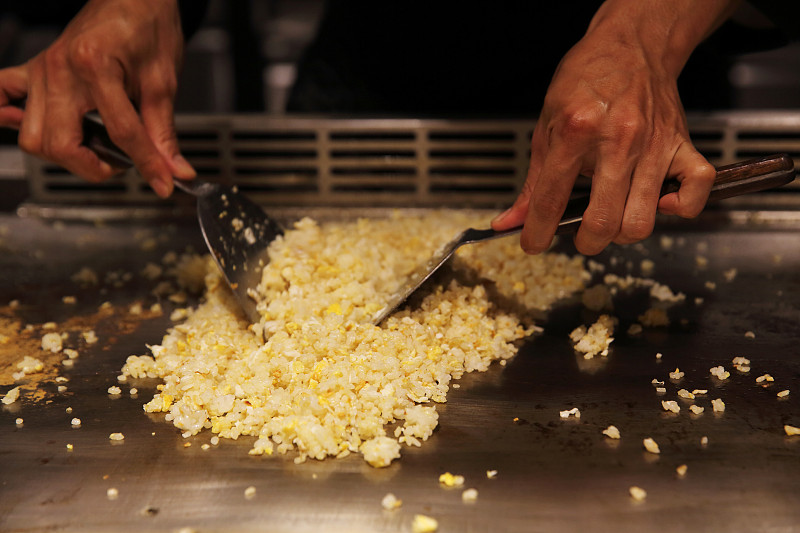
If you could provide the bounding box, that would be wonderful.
[492,0,739,255]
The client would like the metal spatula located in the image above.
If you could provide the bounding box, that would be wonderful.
[371,154,796,324]
[82,113,282,323]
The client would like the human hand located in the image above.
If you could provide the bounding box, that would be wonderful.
[492,0,738,255]
[0,0,195,197]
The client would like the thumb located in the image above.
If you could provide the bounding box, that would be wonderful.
[658,142,716,218]
[0,65,29,128]
[140,88,195,180]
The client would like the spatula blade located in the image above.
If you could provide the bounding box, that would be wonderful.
[192,182,283,323]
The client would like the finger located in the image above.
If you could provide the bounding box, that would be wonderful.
[573,149,635,255]
[613,153,669,245]
[17,59,47,157]
[139,73,195,180]
[88,67,175,197]
[41,95,115,182]
[519,140,583,255]
[657,143,715,217]
[0,66,28,128]
[492,122,548,230]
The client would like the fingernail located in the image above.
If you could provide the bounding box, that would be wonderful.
[173,154,196,178]
[153,178,172,198]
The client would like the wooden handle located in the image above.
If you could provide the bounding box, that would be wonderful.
[555,153,796,235]
[660,153,796,201]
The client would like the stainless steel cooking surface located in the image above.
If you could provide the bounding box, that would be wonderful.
[1,204,799,533]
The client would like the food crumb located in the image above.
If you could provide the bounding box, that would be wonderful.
[731,356,751,373]
[689,405,705,415]
[559,407,581,419]
[711,398,726,413]
[201,444,210,450]
[244,486,256,500]
[15,417,23,427]
[661,400,680,414]
[676,464,688,477]
[486,470,498,479]
[744,331,755,339]
[701,436,709,447]
[777,390,790,398]
[785,425,800,436]
[62,295,77,304]
[109,432,125,441]
[82,330,98,344]
[569,314,616,358]
[655,387,667,394]
[722,268,737,282]
[381,493,402,510]
[677,389,695,400]
[669,368,684,380]
[643,438,660,454]
[66,444,73,451]
[655,352,663,360]
[602,425,621,439]
[107,386,122,395]
[106,488,119,501]
[629,486,647,501]
[57,385,67,393]
[412,514,439,533]
[710,366,730,380]
[438,472,465,488]
[692,389,708,396]
[462,488,479,503]
[41,332,63,353]
[2,387,21,405]
[756,374,774,384]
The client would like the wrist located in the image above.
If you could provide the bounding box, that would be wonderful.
[585,0,740,78]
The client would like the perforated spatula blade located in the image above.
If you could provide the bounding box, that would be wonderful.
[173,179,283,324]
[82,113,282,324]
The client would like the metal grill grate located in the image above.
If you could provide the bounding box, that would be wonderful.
[24,112,800,208]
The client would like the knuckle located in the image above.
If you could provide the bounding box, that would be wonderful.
[580,211,619,240]
[44,136,74,161]
[68,36,106,75]
[693,162,716,183]
[619,216,654,242]
[558,104,604,139]
[611,110,646,142]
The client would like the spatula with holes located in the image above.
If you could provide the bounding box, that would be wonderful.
[82,112,282,324]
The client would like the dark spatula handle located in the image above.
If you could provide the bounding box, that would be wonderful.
[83,112,215,197]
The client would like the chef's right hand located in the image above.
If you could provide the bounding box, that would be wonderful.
[0,0,195,198]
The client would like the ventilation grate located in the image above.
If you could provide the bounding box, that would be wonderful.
[24,112,800,208]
